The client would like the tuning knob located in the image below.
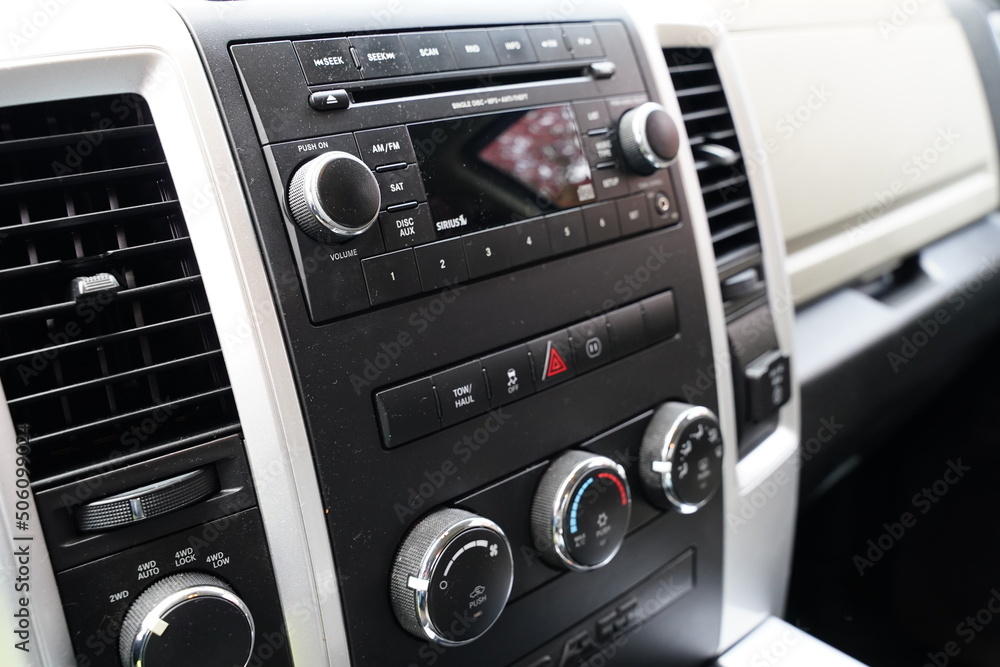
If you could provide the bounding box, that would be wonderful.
[118,572,254,667]
[618,102,680,175]
[286,151,381,243]
[531,451,631,571]
[640,403,723,514]
[391,508,514,646]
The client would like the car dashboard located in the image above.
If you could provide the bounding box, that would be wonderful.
[0,1,998,666]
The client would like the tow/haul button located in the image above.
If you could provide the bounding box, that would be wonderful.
[391,509,514,646]
[432,361,489,427]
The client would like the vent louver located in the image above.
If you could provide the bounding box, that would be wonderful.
[663,48,768,319]
[0,94,240,484]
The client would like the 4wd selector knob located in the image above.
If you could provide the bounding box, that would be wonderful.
[618,102,680,175]
[118,572,254,667]
[286,151,381,243]
[531,451,631,571]
[640,403,723,513]
[391,508,514,646]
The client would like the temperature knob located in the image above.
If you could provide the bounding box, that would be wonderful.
[531,451,631,571]
[286,151,381,243]
[118,572,254,667]
[618,102,680,175]
[640,403,723,513]
[391,508,514,646]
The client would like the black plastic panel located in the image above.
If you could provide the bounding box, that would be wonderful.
[56,508,290,667]
[36,434,257,572]
[172,2,724,665]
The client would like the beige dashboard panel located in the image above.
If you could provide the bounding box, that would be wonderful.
[721,5,999,302]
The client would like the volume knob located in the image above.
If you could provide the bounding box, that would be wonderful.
[286,151,381,243]
[618,102,680,175]
[118,572,254,667]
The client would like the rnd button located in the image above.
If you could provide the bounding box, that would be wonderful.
[379,204,436,251]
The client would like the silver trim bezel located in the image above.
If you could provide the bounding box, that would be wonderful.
[0,3,353,664]
[129,585,255,667]
[624,101,677,171]
[648,406,720,515]
[408,516,514,647]
[295,151,380,239]
[547,455,633,572]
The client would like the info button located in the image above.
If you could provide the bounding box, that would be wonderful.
[433,361,489,427]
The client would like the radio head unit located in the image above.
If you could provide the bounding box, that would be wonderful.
[236,22,682,322]
[207,12,727,667]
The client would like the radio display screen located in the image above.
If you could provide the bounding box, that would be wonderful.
[409,105,595,237]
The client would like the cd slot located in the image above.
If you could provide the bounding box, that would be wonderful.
[347,65,589,104]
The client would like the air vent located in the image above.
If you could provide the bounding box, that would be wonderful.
[0,94,240,484]
[663,47,767,319]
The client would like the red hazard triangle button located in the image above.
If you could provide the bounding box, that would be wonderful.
[544,343,568,379]
[528,333,575,385]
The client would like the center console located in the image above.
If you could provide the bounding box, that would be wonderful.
[163,4,730,666]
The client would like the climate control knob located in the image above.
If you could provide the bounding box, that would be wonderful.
[118,572,254,667]
[640,403,723,513]
[618,102,680,175]
[531,451,631,571]
[286,151,381,243]
[391,508,514,646]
